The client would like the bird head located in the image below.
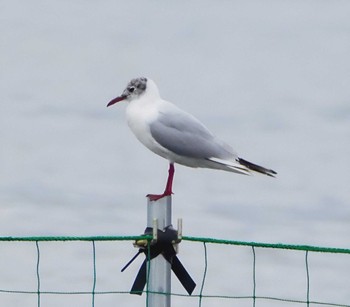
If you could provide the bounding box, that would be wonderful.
[107,77,148,107]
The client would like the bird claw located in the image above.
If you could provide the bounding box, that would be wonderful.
[146,192,173,202]
[146,163,175,201]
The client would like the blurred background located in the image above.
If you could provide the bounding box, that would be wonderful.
[1,1,350,306]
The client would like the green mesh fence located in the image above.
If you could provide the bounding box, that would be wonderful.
[0,235,350,307]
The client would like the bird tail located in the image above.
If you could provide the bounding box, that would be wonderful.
[238,158,277,177]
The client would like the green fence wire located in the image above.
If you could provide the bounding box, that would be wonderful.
[0,235,350,307]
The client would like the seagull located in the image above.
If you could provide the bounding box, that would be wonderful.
[107,77,277,201]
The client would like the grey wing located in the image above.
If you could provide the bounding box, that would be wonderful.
[150,110,236,160]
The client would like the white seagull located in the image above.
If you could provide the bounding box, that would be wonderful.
[107,77,276,201]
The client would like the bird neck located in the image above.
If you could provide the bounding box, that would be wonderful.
[145,79,161,100]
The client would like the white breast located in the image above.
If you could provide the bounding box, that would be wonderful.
[126,98,171,159]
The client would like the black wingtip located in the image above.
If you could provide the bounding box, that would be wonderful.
[238,158,277,177]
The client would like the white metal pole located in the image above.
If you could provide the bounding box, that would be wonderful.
[146,196,172,307]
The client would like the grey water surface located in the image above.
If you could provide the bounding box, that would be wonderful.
[1,1,350,306]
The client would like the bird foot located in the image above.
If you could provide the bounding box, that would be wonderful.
[146,192,173,202]
[147,163,175,202]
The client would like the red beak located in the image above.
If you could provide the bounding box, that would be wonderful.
[107,95,127,107]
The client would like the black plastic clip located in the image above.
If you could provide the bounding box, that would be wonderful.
[121,226,196,296]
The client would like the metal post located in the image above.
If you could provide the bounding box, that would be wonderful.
[146,196,172,307]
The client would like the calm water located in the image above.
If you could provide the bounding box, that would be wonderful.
[1,1,350,306]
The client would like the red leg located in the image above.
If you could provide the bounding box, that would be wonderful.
[147,163,175,201]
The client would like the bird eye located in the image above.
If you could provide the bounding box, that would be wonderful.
[128,86,135,93]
